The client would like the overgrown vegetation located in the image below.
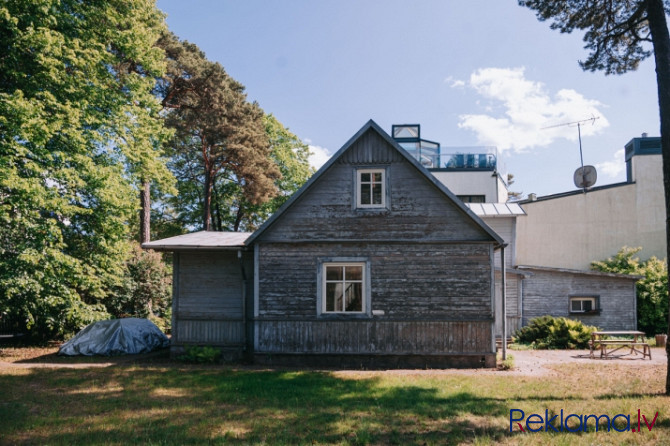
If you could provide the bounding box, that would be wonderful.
[514,315,598,349]
[0,2,311,341]
[591,247,668,336]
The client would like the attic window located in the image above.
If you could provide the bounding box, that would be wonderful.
[357,169,385,208]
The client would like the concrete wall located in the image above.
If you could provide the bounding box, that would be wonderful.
[516,154,666,270]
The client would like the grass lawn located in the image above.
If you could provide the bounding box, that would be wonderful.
[0,347,668,445]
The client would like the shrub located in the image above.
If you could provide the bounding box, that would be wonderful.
[515,316,598,349]
[109,243,172,330]
[178,345,221,364]
[591,247,668,336]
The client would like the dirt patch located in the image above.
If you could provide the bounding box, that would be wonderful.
[0,345,666,377]
[505,348,667,377]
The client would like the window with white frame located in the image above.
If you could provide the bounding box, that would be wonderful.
[357,169,385,208]
[569,296,598,313]
[323,263,365,313]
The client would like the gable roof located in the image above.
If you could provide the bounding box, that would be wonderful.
[246,119,504,246]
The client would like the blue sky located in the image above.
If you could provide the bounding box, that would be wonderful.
[157,0,660,198]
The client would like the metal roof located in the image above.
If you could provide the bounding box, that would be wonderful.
[465,202,526,217]
[141,231,251,251]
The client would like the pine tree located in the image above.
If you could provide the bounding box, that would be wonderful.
[520,0,670,394]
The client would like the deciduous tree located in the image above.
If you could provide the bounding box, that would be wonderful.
[519,0,670,393]
[0,0,172,339]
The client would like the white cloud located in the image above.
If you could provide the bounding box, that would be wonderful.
[444,76,465,88]
[455,67,609,152]
[308,144,332,170]
[596,149,626,178]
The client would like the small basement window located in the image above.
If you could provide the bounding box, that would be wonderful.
[569,296,599,314]
[323,263,365,313]
[357,169,385,208]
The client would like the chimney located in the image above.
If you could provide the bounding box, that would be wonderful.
[528,193,537,202]
[642,132,648,138]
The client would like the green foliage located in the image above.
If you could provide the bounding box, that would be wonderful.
[214,114,314,231]
[515,316,598,349]
[109,243,172,330]
[591,247,668,336]
[0,0,172,340]
[178,345,221,364]
[157,32,280,232]
[519,0,654,75]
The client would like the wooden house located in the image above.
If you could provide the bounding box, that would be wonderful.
[144,120,505,368]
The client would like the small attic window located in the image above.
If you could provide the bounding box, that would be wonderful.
[357,169,385,208]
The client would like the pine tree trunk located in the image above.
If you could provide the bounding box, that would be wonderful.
[646,0,670,395]
[139,180,151,244]
[203,168,213,231]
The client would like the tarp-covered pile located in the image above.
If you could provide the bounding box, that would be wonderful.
[58,318,169,356]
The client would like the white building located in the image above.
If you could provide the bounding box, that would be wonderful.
[517,136,666,270]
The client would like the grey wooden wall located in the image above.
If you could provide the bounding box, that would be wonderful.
[521,268,637,330]
[255,241,494,355]
[172,251,247,348]
[252,127,498,361]
[256,129,494,244]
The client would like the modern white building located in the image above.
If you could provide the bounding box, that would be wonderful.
[516,136,666,270]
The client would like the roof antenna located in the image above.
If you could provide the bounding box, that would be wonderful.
[541,116,599,193]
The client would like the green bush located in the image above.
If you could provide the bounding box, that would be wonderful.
[591,247,668,336]
[178,345,221,364]
[515,316,598,349]
[109,243,172,329]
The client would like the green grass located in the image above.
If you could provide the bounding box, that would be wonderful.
[0,359,668,445]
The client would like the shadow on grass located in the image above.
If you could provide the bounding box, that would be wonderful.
[0,367,514,445]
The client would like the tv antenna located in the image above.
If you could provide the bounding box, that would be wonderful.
[541,116,600,192]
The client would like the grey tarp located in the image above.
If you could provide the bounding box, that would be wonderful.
[58,318,169,356]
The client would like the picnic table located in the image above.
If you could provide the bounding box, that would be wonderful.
[589,331,651,360]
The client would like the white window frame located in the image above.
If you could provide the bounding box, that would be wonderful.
[356,169,386,208]
[569,296,598,313]
[321,262,366,314]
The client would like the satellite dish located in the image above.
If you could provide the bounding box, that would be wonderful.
[574,165,597,189]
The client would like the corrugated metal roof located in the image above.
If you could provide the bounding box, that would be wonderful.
[465,202,526,217]
[142,231,251,251]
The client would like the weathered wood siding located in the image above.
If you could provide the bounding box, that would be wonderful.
[172,251,246,347]
[251,126,498,365]
[521,269,637,330]
[494,271,522,337]
[256,242,495,356]
[258,243,493,320]
[256,129,493,243]
[255,320,492,354]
